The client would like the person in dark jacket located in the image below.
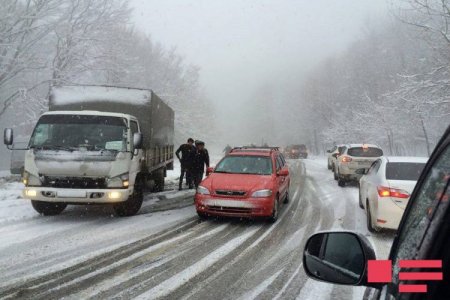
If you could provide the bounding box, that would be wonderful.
[192,140,210,188]
[175,138,195,190]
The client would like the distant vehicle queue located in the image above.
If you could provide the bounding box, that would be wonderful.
[326,143,428,232]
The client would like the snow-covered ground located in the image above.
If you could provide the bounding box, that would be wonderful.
[0,156,393,299]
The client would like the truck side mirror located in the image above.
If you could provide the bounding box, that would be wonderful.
[133,132,143,149]
[4,128,13,146]
[303,231,378,288]
[326,149,332,153]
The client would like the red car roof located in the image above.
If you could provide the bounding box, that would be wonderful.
[228,150,273,157]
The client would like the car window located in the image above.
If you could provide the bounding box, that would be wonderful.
[130,120,139,135]
[367,160,381,175]
[347,147,383,157]
[391,145,450,291]
[215,155,273,175]
[386,162,426,181]
[276,156,282,170]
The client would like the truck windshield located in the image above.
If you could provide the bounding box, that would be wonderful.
[29,114,128,151]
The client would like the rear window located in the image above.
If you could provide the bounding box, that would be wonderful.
[386,162,426,181]
[347,147,383,157]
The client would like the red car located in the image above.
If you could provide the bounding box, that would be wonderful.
[195,147,290,222]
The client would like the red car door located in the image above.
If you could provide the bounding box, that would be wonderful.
[275,154,289,197]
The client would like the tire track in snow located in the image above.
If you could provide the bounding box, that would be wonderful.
[0,217,199,299]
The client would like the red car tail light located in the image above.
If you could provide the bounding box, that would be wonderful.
[341,156,352,163]
[377,186,410,199]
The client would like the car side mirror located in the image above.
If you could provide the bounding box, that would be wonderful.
[206,166,214,176]
[133,132,143,150]
[4,128,13,147]
[303,231,378,288]
[355,168,367,175]
[277,168,289,176]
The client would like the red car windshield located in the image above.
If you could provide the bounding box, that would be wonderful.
[214,156,273,175]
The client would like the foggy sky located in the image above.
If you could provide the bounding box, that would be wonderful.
[130,0,389,145]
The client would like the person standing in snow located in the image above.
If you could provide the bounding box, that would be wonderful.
[192,140,210,188]
[175,138,196,190]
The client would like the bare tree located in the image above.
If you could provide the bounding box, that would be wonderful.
[0,0,64,116]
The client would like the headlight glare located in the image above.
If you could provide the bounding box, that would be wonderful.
[22,171,41,186]
[252,189,272,198]
[107,173,129,188]
[197,186,210,195]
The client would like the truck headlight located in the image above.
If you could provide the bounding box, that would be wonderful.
[197,186,210,195]
[25,189,37,197]
[22,171,41,186]
[108,191,122,199]
[107,173,129,188]
[252,189,272,198]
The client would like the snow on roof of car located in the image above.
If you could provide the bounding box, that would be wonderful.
[385,156,429,163]
[229,149,272,156]
[50,85,152,105]
[346,143,380,148]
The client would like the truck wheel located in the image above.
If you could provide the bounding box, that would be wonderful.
[31,201,67,216]
[152,170,165,192]
[327,161,332,170]
[338,176,346,187]
[333,169,338,180]
[114,179,143,217]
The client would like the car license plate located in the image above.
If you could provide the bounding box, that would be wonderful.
[57,190,87,198]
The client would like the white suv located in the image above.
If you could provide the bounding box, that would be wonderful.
[335,144,383,186]
[327,144,346,174]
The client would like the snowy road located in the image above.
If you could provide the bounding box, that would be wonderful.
[0,158,394,300]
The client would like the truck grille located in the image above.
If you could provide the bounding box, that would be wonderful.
[42,177,107,189]
[215,190,246,197]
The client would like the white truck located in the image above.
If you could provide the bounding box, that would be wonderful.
[3,85,174,216]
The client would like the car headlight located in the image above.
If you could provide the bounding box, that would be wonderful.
[107,173,129,188]
[197,186,210,195]
[22,171,41,186]
[252,189,273,198]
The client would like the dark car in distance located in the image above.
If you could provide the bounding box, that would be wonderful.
[285,144,308,159]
